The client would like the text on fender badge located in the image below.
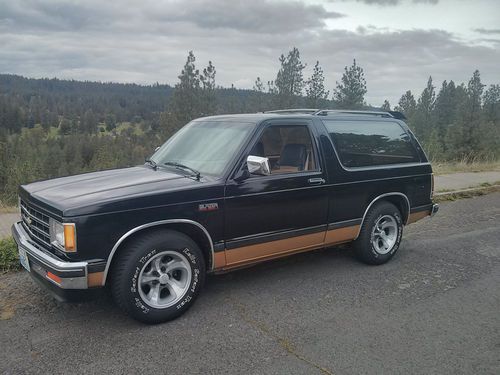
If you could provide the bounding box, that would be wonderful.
[198,203,219,212]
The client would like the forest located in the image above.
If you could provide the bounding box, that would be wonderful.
[1,48,499,206]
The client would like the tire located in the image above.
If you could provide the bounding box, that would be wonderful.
[353,201,403,265]
[111,229,205,324]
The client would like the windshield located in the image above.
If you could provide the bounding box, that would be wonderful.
[150,120,256,177]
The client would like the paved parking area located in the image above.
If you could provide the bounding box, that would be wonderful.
[1,193,499,374]
[435,170,500,192]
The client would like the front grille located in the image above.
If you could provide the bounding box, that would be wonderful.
[20,199,51,247]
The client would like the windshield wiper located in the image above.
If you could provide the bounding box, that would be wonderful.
[163,161,201,180]
[145,159,158,171]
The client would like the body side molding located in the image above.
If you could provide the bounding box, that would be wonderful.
[102,219,215,284]
[355,192,411,240]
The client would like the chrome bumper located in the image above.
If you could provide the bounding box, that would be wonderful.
[12,221,90,289]
[431,203,439,217]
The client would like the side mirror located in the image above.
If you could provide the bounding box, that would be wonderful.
[247,155,271,176]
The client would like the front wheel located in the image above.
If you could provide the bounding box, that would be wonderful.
[111,229,205,324]
[353,201,403,265]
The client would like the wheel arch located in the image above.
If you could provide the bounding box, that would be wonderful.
[102,219,214,285]
[355,192,410,240]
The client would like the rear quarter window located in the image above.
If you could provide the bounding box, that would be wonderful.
[322,120,420,168]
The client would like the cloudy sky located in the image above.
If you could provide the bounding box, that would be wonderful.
[0,0,499,105]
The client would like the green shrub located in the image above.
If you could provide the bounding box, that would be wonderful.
[0,237,21,272]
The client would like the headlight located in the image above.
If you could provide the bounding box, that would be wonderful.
[49,219,77,252]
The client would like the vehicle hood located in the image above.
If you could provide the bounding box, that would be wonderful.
[20,166,206,217]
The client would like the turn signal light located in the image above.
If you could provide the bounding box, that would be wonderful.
[63,224,76,252]
[46,271,61,284]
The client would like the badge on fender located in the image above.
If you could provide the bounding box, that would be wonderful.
[198,203,218,212]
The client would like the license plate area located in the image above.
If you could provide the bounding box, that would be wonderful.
[18,246,31,272]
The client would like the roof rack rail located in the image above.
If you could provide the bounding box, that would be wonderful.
[387,111,407,120]
[263,108,407,120]
[314,109,394,118]
[263,109,319,114]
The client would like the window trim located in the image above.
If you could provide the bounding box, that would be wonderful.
[239,120,323,179]
[321,118,422,171]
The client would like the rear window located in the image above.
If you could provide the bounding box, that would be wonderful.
[323,120,419,168]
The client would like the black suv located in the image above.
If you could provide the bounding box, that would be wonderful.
[12,109,438,323]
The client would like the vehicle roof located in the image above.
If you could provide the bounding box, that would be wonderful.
[194,109,407,125]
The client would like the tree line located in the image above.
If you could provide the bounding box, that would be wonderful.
[0,47,499,205]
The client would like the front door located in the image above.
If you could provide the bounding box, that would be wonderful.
[223,120,329,268]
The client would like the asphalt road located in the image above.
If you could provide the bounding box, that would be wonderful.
[1,193,499,374]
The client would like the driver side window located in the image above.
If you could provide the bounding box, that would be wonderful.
[249,125,318,175]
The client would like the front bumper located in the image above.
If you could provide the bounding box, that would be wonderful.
[11,221,104,291]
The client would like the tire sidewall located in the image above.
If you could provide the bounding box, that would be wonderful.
[368,208,403,260]
[120,233,205,322]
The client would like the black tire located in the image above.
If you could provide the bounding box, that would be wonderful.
[111,229,205,324]
[353,201,403,265]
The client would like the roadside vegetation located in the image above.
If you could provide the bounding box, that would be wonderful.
[0,237,20,272]
[1,48,499,206]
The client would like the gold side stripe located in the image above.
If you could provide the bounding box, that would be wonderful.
[213,251,227,269]
[215,225,360,271]
[407,210,431,224]
[225,232,324,267]
[324,225,360,246]
[87,271,104,287]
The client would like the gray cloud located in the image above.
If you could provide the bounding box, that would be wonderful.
[474,28,500,35]
[0,0,344,34]
[0,0,497,106]
[147,0,345,34]
[333,0,438,5]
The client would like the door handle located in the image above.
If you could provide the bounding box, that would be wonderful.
[308,177,325,185]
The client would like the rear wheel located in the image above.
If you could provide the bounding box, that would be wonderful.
[353,201,403,265]
[111,229,205,324]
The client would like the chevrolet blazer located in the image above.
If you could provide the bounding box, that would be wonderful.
[12,109,439,323]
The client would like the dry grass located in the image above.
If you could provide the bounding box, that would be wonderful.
[432,160,500,175]
[0,205,17,214]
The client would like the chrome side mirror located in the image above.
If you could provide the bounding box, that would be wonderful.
[247,155,270,176]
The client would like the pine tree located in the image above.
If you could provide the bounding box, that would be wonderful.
[413,76,435,143]
[253,77,265,93]
[200,61,217,115]
[381,100,391,111]
[168,51,202,128]
[275,47,306,107]
[433,80,457,153]
[395,90,417,118]
[481,84,500,159]
[464,70,485,157]
[332,59,367,109]
[306,61,329,108]
[483,84,500,122]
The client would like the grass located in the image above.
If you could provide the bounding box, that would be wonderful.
[0,203,18,213]
[0,237,21,272]
[432,160,500,175]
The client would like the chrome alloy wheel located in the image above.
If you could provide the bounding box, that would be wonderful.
[371,215,398,255]
[138,251,192,309]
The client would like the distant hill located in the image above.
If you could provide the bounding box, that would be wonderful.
[0,74,177,131]
[0,74,280,133]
